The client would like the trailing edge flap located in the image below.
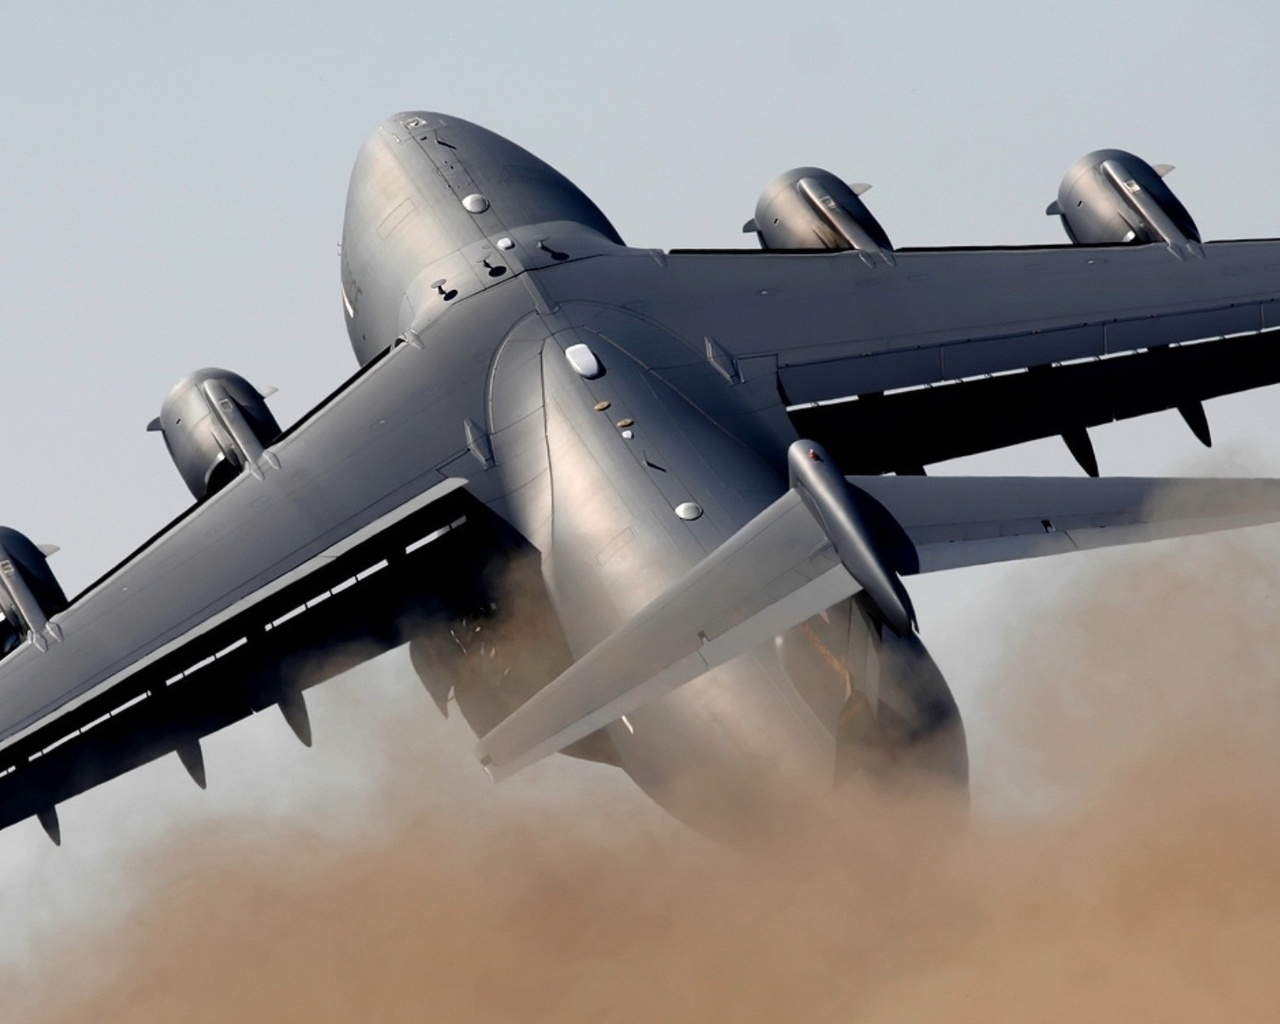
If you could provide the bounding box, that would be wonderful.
[0,476,488,834]
[477,441,913,780]
[850,475,1280,574]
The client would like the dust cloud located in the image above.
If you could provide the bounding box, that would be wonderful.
[11,526,1280,1023]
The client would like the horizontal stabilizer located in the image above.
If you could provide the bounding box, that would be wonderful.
[476,440,947,779]
[853,475,1280,574]
[477,481,877,778]
[479,466,1280,780]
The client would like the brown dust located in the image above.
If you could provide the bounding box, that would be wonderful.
[10,528,1280,1023]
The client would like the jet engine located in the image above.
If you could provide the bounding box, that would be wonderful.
[148,369,282,500]
[1047,149,1201,256]
[0,528,67,655]
[746,167,895,264]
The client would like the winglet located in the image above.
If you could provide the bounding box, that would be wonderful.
[36,544,59,558]
[1153,163,1175,178]
[146,417,163,433]
[742,218,759,234]
[850,182,873,196]
[1045,200,1063,217]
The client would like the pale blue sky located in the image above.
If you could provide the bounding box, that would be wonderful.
[3,0,1280,998]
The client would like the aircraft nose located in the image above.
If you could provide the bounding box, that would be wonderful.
[376,111,624,246]
[340,111,627,363]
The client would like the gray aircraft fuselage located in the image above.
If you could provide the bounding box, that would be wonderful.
[7,108,1280,843]
[338,113,962,832]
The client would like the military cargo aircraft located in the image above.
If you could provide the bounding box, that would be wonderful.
[4,112,1280,842]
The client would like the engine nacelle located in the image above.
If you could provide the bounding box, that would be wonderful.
[1048,149,1201,256]
[746,167,895,265]
[0,528,67,654]
[148,369,282,500]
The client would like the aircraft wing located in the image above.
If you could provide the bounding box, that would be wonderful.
[0,478,503,840]
[543,239,1280,472]
[790,328,1280,475]
[0,299,530,841]
[476,447,1280,779]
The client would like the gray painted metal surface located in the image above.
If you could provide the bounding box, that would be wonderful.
[4,111,1280,840]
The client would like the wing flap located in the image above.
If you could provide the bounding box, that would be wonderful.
[0,480,505,833]
[790,329,1280,473]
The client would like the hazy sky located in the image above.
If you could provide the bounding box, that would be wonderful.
[3,0,1280,999]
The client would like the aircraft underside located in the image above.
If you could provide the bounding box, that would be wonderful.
[4,109,1280,845]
